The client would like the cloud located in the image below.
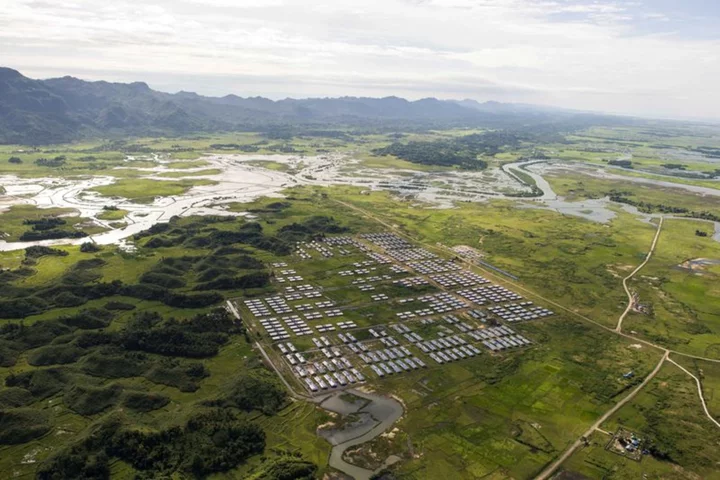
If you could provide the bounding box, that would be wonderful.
[0,0,718,119]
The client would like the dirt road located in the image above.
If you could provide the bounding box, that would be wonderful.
[535,351,668,480]
[616,216,664,332]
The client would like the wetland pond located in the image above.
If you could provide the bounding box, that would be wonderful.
[316,389,404,480]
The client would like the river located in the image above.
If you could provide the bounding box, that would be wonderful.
[316,389,404,480]
[2,154,719,252]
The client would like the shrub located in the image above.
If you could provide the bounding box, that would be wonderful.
[5,368,71,399]
[79,350,148,378]
[145,360,209,392]
[0,320,73,349]
[64,384,124,416]
[139,272,186,289]
[37,447,110,480]
[263,459,318,480]
[60,309,114,329]
[0,409,51,444]
[52,291,87,307]
[104,301,136,311]
[80,242,101,253]
[28,344,87,366]
[20,230,88,241]
[122,391,170,412]
[194,272,270,291]
[0,340,21,367]
[0,387,34,409]
[107,409,265,475]
[25,246,68,258]
[206,369,287,415]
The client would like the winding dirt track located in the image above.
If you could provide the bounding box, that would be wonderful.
[667,357,720,429]
[616,216,664,333]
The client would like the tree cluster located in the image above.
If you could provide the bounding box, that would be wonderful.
[38,409,266,479]
[608,159,633,168]
[372,132,516,170]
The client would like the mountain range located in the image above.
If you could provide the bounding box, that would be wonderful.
[0,67,629,144]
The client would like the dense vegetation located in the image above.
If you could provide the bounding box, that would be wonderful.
[608,159,633,168]
[38,409,266,479]
[372,132,521,169]
[0,302,304,476]
[0,199,356,477]
[609,193,720,222]
[205,368,288,415]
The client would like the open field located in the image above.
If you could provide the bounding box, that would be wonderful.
[560,361,720,479]
[0,204,107,242]
[91,178,218,202]
[2,124,720,478]
[373,317,662,479]
[544,169,720,218]
[622,219,720,358]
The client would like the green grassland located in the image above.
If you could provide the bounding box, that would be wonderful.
[91,178,217,202]
[673,355,720,420]
[245,160,293,172]
[544,169,720,218]
[561,361,720,479]
[623,219,720,358]
[230,188,716,478]
[370,317,663,479]
[0,198,366,478]
[0,186,716,479]
[545,123,720,191]
[0,204,107,241]
[553,159,720,191]
[359,154,453,172]
[97,208,129,221]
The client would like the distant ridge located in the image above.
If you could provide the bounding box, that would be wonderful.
[0,67,629,144]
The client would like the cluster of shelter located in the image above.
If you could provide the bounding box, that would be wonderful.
[430,272,489,289]
[407,259,462,275]
[283,284,323,301]
[241,231,555,394]
[456,285,523,305]
[275,268,304,283]
[466,326,532,350]
[291,336,367,392]
[487,302,554,322]
[385,247,437,262]
[393,276,430,288]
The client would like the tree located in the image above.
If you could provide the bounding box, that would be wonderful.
[80,242,101,253]
[8,157,22,164]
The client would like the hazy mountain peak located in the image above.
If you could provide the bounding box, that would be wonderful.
[0,67,628,145]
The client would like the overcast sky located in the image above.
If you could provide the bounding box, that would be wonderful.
[1,0,718,120]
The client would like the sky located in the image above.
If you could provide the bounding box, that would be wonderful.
[1,0,719,120]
